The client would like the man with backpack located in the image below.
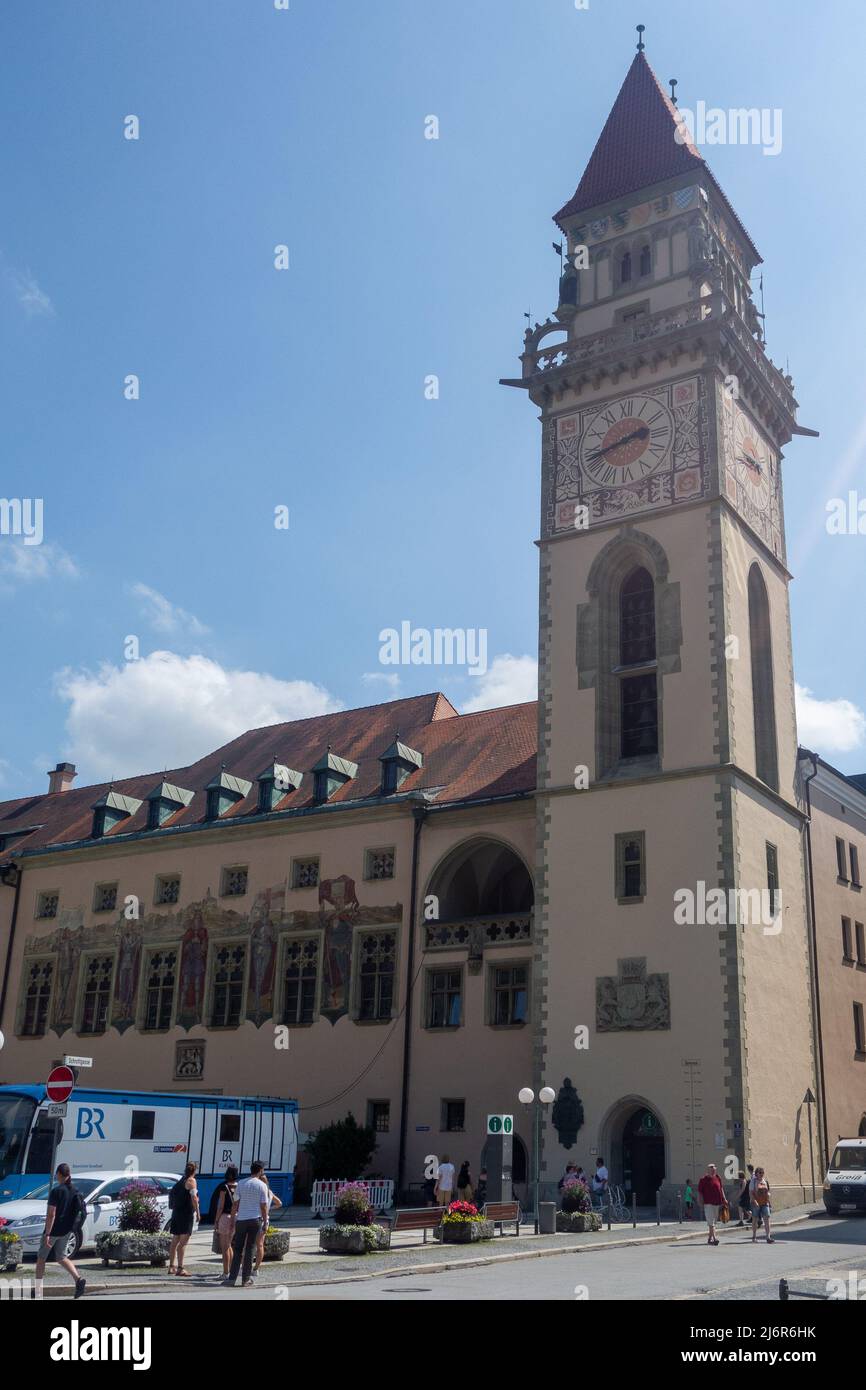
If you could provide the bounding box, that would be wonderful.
[35,1162,86,1299]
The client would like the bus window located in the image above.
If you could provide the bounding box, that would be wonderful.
[24,1114,62,1175]
[0,1094,36,1181]
[130,1110,155,1140]
[219,1114,241,1143]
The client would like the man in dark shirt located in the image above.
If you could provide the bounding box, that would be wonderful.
[35,1163,86,1299]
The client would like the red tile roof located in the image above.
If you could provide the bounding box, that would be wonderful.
[0,693,538,856]
[553,52,759,261]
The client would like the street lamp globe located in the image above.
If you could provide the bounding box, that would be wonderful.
[518,1087,534,1105]
[0,1029,4,1052]
[539,1086,556,1105]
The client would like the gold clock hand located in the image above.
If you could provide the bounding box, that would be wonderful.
[585,425,650,464]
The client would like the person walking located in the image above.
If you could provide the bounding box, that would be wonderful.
[34,1163,86,1300]
[750,1167,774,1243]
[456,1161,474,1203]
[735,1170,751,1227]
[683,1179,695,1221]
[591,1157,609,1206]
[224,1160,270,1288]
[168,1161,200,1277]
[434,1154,455,1208]
[697,1164,728,1246]
[212,1165,239,1278]
[254,1178,283,1274]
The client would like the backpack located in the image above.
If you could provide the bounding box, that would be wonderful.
[71,1186,88,1229]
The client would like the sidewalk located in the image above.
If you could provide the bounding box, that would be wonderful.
[1,1201,826,1298]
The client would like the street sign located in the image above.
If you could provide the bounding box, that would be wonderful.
[47,1103,67,1118]
[486,1114,514,1135]
[63,1055,93,1069]
[46,1065,75,1105]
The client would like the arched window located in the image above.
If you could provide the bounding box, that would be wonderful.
[639,244,652,277]
[748,564,779,791]
[620,251,632,284]
[619,567,658,759]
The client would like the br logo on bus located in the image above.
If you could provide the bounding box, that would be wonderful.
[75,1107,106,1140]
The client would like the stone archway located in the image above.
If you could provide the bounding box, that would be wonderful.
[601,1096,668,1205]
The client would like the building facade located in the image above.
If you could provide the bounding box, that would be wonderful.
[1,50,863,1210]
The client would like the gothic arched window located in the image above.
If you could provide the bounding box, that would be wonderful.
[619,567,658,759]
[639,244,652,277]
[748,564,779,791]
[620,251,632,284]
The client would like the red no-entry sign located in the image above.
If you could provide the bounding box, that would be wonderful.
[46,1065,75,1105]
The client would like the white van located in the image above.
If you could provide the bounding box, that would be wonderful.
[822,1137,866,1215]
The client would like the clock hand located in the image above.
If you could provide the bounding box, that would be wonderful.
[737,453,763,476]
[585,425,650,464]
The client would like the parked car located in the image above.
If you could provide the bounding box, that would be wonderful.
[0,1170,183,1259]
[822,1139,866,1215]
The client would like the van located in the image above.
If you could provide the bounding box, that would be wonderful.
[822,1138,866,1215]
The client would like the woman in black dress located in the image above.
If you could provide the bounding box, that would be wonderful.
[168,1161,200,1277]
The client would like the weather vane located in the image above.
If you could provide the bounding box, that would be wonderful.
[636,24,645,53]
[669,78,678,105]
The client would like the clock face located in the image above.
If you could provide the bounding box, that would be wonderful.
[579,395,675,489]
[734,411,771,512]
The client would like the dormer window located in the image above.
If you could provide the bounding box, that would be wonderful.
[379,739,423,795]
[256,762,302,814]
[91,790,143,839]
[311,749,358,804]
[204,770,252,822]
[145,781,194,831]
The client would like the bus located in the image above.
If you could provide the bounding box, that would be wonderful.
[0,1084,299,1217]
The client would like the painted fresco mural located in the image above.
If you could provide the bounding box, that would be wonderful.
[19,880,401,1039]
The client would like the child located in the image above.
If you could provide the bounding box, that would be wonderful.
[684,1179,695,1221]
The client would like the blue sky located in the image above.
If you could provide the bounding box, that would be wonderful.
[0,0,863,798]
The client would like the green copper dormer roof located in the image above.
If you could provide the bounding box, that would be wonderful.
[145,781,195,808]
[311,750,358,781]
[205,770,253,799]
[256,761,303,790]
[91,790,143,817]
[379,739,423,771]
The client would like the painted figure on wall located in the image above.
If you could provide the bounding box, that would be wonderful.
[51,913,85,1035]
[113,919,142,1033]
[319,875,360,1026]
[178,907,208,1030]
[247,891,277,1027]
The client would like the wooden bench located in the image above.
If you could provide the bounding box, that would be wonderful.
[384,1206,446,1245]
[483,1200,521,1236]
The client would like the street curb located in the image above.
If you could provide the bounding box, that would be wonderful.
[15,1209,820,1296]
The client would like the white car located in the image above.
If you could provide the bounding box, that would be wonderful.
[0,1171,182,1259]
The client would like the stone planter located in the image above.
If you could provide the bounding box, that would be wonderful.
[556,1210,602,1234]
[319,1224,390,1255]
[0,1240,21,1271]
[96,1230,172,1267]
[441,1219,494,1244]
[262,1230,292,1262]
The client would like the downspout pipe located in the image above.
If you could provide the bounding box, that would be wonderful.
[800,750,829,1170]
[396,800,427,1199]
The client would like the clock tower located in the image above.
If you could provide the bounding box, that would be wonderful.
[504,46,820,1206]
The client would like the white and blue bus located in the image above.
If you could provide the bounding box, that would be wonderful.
[0,1084,299,1217]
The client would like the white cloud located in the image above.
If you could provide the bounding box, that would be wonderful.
[131,583,209,640]
[54,650,342,780]
[796,683,866,755]
[462,654,538,713]
[0,541,78,590]
[7,266,53,317]
[362,672,401,691]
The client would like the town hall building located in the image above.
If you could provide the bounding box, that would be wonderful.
[1,50,864,1212]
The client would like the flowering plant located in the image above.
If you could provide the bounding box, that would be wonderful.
[118,1181,164,1234]
[442,1200,484,1224]
[560,1178,592,1214]
[334,1182,374,1227]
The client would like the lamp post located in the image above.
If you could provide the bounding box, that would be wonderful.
[519,1085,556,1233]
